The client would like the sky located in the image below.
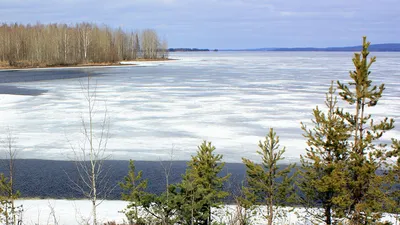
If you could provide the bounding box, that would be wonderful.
[0,0,399,49]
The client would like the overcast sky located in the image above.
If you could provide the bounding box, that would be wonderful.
[1,0,399,49]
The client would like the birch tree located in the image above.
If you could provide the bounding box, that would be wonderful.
[141,29,159,59]
[79,23,92,62]
[0,22,167,67]
[0,128,21,225]
[68,75,112,225]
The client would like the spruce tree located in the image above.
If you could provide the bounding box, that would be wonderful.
[175,141,230,225]
[241,128,296,225]
[299,82,351,224]
[336,36,399,224]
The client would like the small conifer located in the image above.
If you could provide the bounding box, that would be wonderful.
[175,141,230,225]
[241,128,296,225]
[119,160,149,225]
[299,82,351,224]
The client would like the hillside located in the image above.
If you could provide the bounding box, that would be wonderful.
[223,43,400,52]
[272,43,400,52]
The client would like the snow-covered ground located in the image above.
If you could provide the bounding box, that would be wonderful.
[0,51,399,163]
[15,199,400,225]
[16,199,127,225]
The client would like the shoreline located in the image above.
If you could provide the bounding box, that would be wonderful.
[0,58,177,71]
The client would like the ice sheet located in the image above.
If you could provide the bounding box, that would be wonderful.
[0,52,399,163]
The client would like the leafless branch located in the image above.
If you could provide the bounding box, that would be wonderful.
[66,74,113,225]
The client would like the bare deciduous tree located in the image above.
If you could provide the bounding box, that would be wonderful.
[0,23,167,67]
[141,29,160,59]
[160,38,169,59]
[79,23,92,62]
[67,75,113,225]
[0,127,21,225]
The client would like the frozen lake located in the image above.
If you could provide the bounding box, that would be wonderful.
[0,52,399,163]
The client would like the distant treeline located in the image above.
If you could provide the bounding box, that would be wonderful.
[168,48,218,52]
[270,43,400,52]
[0,23,168,67]
[221,43,400,52]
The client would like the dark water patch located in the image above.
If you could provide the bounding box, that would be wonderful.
[0,159,301,202]
[0,69,104,83]
[0,85,48,96]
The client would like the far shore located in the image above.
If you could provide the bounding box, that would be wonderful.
[0,58,177,71]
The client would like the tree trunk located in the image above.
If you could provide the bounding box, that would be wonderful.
[92,197,97,225]
[268,197,273,225]
[324,205,332,225]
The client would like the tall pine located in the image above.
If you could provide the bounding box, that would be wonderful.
[336,36,399,224]
[241,128,296,225]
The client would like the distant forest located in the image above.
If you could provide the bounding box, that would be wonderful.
[271,43,400,52]
[230,43,400,52]
[0,23,168,68]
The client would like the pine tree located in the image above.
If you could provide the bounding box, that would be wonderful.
[299,82,351,224]
[119,160,149,225]
[144,186,181,225]
[120,160,181,225]
[0,173,20,225]
[175,141,230,225]
[241,128,296,225]
[0,174,12,224]
[388,140,400,223]
[336,36,399,224]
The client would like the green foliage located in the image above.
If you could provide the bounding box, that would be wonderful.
[298,37,400,225]
[116,37,400,224]
[120,142,231,225]
[0,173,20,225]
[335,36,399,224]
[241,128,296,225]
[119,160,149,225]
[387,139,400,223]
[175,141,230,225]
[120,160,182,225]
[140,185,181,225]
[299,82,352,224]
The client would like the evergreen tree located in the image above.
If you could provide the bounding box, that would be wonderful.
[175,141,230,225]
[336,36,399,224]
[0,173,20,225]
[241,128,296,225]
[388,140,400,223]
[119,160,149,225]
[120,160,181,225]
[0,174,12,224]
[299,82,351,224]
[144,186,181,225]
